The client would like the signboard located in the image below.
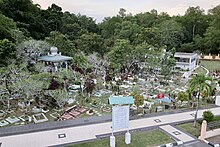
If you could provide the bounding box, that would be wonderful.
[112,106,129,131]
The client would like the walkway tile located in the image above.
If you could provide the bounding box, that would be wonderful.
[160,125,195,143]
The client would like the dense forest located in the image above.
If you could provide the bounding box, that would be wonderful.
[0,0,219,67]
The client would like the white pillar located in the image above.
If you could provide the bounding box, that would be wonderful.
[199,120,207,140]
[65,61,68,69]
[110,135,115,147]
[125,131,131,144]
[54,63,58,72]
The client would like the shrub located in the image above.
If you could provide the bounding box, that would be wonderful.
[92,100,97,105]
[203,110,214,122]
[85,98,90,103]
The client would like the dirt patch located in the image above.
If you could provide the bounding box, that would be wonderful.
[207,135,220,144]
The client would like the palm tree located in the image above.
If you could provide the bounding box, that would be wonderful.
[189,73,212,127]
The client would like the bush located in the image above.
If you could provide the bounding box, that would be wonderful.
[203,110,214,122]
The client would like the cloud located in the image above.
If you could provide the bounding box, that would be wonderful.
[166,4,188,16]
[32,0,220,22]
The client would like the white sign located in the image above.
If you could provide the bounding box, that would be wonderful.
[215,96,220,106]
[112,106,129,131]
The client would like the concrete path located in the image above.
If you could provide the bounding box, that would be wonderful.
[160,125,195,142]
[206,128,220,138]
[1,107,220,147]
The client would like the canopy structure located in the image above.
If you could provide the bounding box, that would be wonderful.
[38,47,72,72]
[38,55,72,62]
[109,96,134,105]
[157,97,175,103]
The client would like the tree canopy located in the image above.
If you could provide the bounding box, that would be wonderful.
[0,1,219,67]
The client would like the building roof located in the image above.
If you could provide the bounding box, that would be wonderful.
[109,96,134,105]
[174,52,197,58]
[38,55,72,62]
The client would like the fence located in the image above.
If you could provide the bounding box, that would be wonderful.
[200,54,220,60]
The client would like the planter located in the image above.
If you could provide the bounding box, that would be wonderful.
[102,107,111,113]
[32,113,48,123]
[86,110,94,116]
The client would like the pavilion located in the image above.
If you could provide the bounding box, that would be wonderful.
[38,47,72,72]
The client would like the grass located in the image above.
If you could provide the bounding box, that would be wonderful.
[194,66,207,74]
[68,129,173,147]
[200,60,220,72]
[177,122,201,137]
[213,116,220,121]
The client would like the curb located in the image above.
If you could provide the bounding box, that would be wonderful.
[157,141,183,147]
[203,140,220,147]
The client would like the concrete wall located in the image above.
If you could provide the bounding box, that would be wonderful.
[205,128,220,139]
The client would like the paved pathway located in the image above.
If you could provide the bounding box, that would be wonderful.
[1,107,220,147]
[160,125,195,142]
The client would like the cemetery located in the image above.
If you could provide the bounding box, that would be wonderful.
[0,47,219,129]
[1,2,220,146]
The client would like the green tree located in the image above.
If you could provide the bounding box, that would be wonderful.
[131,93,144,114]
[45,89,68,108]
[0,39,16,67]
[135,10,158,28]
[177,92,189,103]
[61,12,81,40]
[160,50,176,82]
[115,21,142,44]
[202,5,220,53]
[76,32,106,56]
[77,14,98,33]
[45,31,75,56]
[157,19,184,50]
[134,94,144,107]
[0,63,28,113]
[1,0,46,39]
[42,4,63,34]
[17,39,50,62]
[137,27,162,47]
[107,39,132,73]
[12,73,44,112]
[145,47,165,78]
[189,74,212,127]
[177,6,210,43]
[0,13,16,41]
[11,29,26,44]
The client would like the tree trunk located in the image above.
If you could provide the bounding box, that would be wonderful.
[0,97,5,105]
[6,99,10,113]
[193,92,200,127]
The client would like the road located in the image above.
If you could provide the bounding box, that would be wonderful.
[1,107,220,147]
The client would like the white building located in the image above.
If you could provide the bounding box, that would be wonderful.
[174,52,198,70]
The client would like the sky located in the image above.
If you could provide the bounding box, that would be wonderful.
[32,0,219,23]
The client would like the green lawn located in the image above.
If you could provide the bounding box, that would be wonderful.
[200,60,220,72]
[177,122,201,137]
[194,66,207,74]
[68,129,173,147]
